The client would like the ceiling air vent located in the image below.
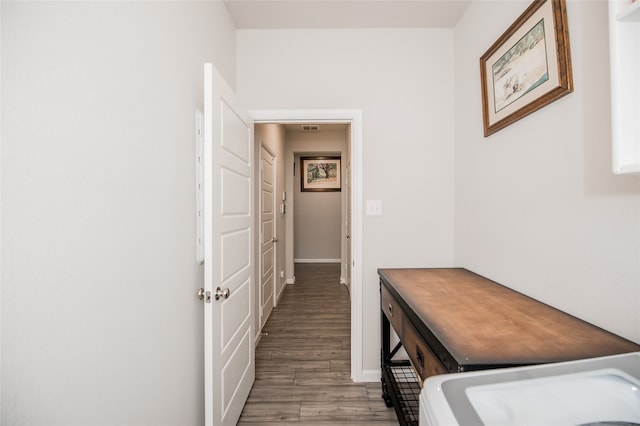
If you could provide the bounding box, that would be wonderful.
[301,124,320,132]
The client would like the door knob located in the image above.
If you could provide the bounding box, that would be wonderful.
[215,286,230,301]
[272,237,278,243]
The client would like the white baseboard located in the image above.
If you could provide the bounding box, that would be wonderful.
[275,282,286,304]
[361,369,382,383]
[294,258,341,263]
[285,277,295,285]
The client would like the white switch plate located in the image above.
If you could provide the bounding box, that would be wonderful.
[366,200,383,216]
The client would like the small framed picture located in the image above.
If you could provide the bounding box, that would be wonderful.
[300,157,341,192]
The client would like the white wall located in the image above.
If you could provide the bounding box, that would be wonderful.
[294,155,343,261]
[1,1,236,423]
[237,29,456,374]
[454,0,640,343]
[291,129,347,262]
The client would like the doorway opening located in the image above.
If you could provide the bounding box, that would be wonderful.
[252,109,363,382]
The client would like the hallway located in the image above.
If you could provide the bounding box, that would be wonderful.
[238,263,398,425]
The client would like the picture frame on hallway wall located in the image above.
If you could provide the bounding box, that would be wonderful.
[480,0,573,137]
[300,156,341,192]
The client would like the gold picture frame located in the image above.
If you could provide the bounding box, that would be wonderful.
[480,0,573,137]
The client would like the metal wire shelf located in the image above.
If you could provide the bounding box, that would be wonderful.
[383,362,421,425]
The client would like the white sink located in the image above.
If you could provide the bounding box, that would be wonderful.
[466,368,640,426]
[420,352,640,426]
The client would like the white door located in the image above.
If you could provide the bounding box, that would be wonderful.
[259,146,276,328]
[203,63,255,426]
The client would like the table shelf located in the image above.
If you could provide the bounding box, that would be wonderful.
[381,362,420,426]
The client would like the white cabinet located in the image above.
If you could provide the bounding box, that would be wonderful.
[609,0,640,174]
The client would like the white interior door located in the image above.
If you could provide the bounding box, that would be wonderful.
[259,146,276,328]
[203,63,255,426]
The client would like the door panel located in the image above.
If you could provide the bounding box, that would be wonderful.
[221,327,252,413]
[262,192,273,213]
[220,229,250,281]
[220,278,251,348]
[262,247,274,274]
[221,170,250,214]
[221,102,251,162]
[262,221,274,244]
[203,63,254,426]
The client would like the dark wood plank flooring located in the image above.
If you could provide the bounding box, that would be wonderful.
[238,263,398,425]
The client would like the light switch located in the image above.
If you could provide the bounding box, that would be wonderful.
[366,200,382,216]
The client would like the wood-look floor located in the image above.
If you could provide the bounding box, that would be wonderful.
[238,263,399,425]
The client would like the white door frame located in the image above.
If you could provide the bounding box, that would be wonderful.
[250,109,363,382]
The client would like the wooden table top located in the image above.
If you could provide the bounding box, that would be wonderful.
[378,268,640,367]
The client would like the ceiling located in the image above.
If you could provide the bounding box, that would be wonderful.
[223,0,472,29]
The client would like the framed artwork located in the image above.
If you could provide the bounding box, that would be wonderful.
[300,156,341,192]
[480,0,573,137]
